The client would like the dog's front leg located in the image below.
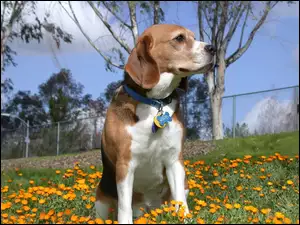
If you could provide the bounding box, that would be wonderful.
[116,162,135,224]
[165,160,189,214]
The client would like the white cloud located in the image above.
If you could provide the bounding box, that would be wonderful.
[243,97,297,134]
[8,1,134,55]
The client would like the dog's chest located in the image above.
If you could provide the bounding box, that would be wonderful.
[126,100,183,193]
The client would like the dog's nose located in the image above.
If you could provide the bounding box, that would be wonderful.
[204,45,216,55]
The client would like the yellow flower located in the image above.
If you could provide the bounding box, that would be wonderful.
[267,182,273,186]
[95,218,104,224]
[283,218,291,224]
[90,196,96,202]
[134,217,147,224]
[48,209,55,216]
[23,206,30,211]
[209,208,217,213]
[286,180,293,185]
[194,206,201,211]
[261,208,271,214]
[282,186,287,190]
[39,199,46,204]
[71,215,78,222]
[86,204,92,209]
[225,204,233,209]
[32,208,38,213]
[236,186,243,191]
[272,217,283,224]
[275,212,285,219]
[197,218,205,224]
[29,180,34,184]
[105,220,113,224]
[21,199,28,205]
[197,200,207,207]
[234,203,241,209]
[155,209,163,214]
[64,209,72,215]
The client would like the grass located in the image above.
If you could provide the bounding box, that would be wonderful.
[1,131,299,224]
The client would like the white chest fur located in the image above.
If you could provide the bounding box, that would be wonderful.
[126,99,183,195]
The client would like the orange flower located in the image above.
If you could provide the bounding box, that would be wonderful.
[39,199,46,204]
[225,204,233,209]
[86,204,92,209]
[197,218,205,224]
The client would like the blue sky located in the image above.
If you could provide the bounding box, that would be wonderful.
[3,1,299,128]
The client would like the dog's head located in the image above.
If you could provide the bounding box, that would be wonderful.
[125,24,215,97]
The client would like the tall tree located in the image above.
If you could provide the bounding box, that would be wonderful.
[1,78,13,110]
[196,1,292,139]
[223,122,250,138]
[185,77,212,140]
[39,68,85,122]
[1,1,73,72]
[4,90,48,126]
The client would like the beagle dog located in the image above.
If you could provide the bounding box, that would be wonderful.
[95,24,215,224]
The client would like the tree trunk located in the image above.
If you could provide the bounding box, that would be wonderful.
[210,92,223,140]
[206,52,226,140]
[1,30,6,73]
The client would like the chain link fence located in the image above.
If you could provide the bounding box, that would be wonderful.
[1,85,298,160]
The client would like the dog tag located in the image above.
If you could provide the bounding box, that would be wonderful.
[152,111,172,133]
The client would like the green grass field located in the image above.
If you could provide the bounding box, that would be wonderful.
[1,131,299,224]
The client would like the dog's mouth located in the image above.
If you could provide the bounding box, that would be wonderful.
[179,62,214,74]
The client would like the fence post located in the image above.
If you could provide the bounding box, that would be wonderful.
[57,122,60,156]
[25,120,30,158]
[232,95,236,138]
[294,87,299,131]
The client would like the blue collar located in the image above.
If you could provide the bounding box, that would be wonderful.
[123,85,174,110]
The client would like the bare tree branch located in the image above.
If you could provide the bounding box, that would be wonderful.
[211,2,219,48]
[59,2,124,70]
[202,4,213,31]
[226,1,278,67]
[101,1,132,29]
[216,1,228,49]
[87,1,131,54]
[222,2,245,49]
[197,1,204,42]
[153,1,160,24]
[128,1,138,46]
[238,2,251,49]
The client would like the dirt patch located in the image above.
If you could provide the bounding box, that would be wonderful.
[1,140,215,171]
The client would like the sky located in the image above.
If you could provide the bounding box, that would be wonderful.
[2,1,299,129]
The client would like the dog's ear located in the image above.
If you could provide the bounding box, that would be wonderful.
[125,35,160,89]
[178,77,188,92]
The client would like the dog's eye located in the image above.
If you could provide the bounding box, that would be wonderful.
[174,34,185,42]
